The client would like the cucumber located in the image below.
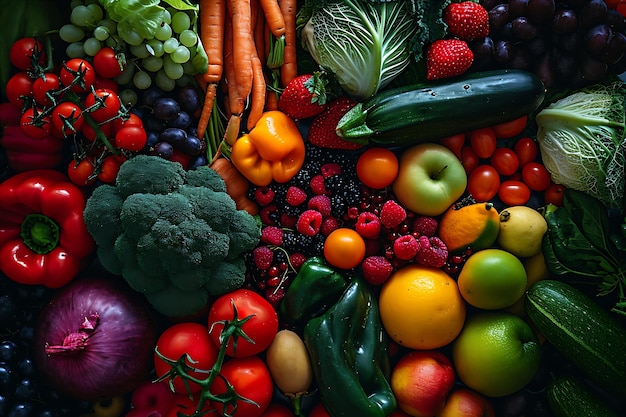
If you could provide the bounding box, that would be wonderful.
[525,280,626,397]
[336,69,546,147]
[547,374,620,417]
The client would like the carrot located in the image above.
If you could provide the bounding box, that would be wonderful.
[247,51,266,130]
[227,0,254,118]
[259,0,286,38]
[278,0,297,87]
[254,2,268,64]
[265,88,279,111]
[211,157,259,216]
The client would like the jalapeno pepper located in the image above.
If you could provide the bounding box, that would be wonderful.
[0,169,95,287]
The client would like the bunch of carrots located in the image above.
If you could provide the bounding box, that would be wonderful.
[196,0,298,155]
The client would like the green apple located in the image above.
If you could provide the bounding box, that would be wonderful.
[392,143,467,216]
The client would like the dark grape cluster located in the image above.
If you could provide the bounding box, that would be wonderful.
[0,275,92,417]
[475,0,626,88]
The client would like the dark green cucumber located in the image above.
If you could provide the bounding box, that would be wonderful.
[336,69,546,146]
[525,280,626,397]
[547,374,620,417]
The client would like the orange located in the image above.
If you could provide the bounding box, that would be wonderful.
[438,202,500,254]
[323,228,366,270]
[378,264,466,350]
[356,147,399,189]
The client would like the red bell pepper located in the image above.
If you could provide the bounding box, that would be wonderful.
[0,169,96,287]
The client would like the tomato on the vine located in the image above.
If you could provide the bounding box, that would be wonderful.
[51,102,84,135]
[468,127,497,159]
[491,115,528,139]
[82,120,113,142]
[165,394,217,417]
[5,72,33,108]
[93,47,125,79]
[113,112,143,131]
[259,403,296,417]
[208,289,279,358]
[498,180,531,206]
[59,58,96,93]
[544,183,565,206]
[490,147,519,176]
[115,126,147,151]
[9,37,46,70]
[513,137,538,167]
[83,88,121,122]
[67,158,97,186]
[97,155,123,183]
[32,73,61,107]
[19,107,51,139]
[467,165,500,202]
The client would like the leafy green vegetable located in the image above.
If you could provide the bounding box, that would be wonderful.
[542,188,626,315]
[536,81,626,209]
[297,0,449,102]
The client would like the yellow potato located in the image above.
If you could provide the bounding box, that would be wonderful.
[265,329,313,397]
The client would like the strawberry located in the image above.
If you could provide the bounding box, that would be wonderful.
[278,72,328,120]
[307,96,364,150]
[443,1,490,41]
[426,39,474,80]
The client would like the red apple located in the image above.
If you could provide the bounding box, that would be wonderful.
[436,388,495,417]
[391,350,456,417]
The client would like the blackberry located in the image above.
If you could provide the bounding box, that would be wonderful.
[282,204,304,218]
[330,194,348,219]
[291,167,315,188]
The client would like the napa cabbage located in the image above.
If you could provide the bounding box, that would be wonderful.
[536,81,626,209]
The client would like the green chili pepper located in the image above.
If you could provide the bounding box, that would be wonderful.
[303,276,396,417]
[279,256,348,327]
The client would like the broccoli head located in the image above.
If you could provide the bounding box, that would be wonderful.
[83,155,261,317]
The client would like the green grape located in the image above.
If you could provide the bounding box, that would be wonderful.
[115,63,136,86]
[105,37,120,49]
[59,24,85,43]
[171,45,190,64]
[155,23,173,42]
[83,37,102,56]
[142,56,164,72]
[130,43,151,59]
[86,4,103,23]
[97,19,117,34]
[133,71,152,90]
[171,12,191,34]
[70,5,91,27]
[66,42,86,58]
[175,73,195,88]
[162,9,172,25]
[93,26,110,41]
[179,29,197,47]
[155,69,176,92]
[163,55,184,80]
[119,88,138,107]
[125,30,144,46]
[146,39,164,57]
[163,38,179,54]
[182,60,196,75]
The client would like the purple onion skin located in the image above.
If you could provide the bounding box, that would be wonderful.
[33,276,157,401]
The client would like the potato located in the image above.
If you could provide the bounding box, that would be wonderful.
[265,329,313,396]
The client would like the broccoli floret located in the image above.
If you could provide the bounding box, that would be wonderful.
[178,185,236,233]
[120,193,194,241]
[205,258,246,297]
[169,266,210,291]
[185,165,227,193]
[226,210,262,260]
[83,184,123,247]
[146,284,210,318]
[116,154,186,198]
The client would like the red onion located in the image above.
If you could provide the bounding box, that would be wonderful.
[33,276,157,401]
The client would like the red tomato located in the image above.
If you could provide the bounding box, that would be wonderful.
[5,72,33,108]
[513,137,538,167]
[467,165,501,202]
[208,289,279,357]
[115,126,148,151]
[169,148,192,169]
[210,356,274,417]
[67,158,97,186]
[20,107,51,139]
[83,88,122,122]
[154,322,219,394]
[460,145,480,175]
[439,133,466,159]
[60,58,96,93]
[32,73,61,107]
[9,38,46,70]
[94,77,120,93]
[544,182,565,206]
[93,47,125,78]
[491,115,528,139]
[490,147,520,176]
[51,102,84,135]
[309,403,331,417]
[97,154,123,183]
[521,162,551,191]
[113,112,143,132]
[82,120,113,142]
[498,180,531,206]
[468,127,497,159]
[165,393,217,417]
[259,403,296,417]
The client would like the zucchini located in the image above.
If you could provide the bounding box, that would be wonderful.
[336,69,546,147]
[525,280,626,397]
[547,374,620,417]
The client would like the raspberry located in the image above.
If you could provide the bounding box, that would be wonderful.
[253,245,274,270]
[289,252,308,270]
[412,215,439,237]
[286,186,308,206]
[280,212,298,228]
[265,287,286,306]
[309,174,329,195]
[259,204,279,226]
[296,209,323,236]
[393,235,421,260]
[355,211,382,240]
[380,199,407,229]
[254,187,275,206]
[416,236,448,268]
[261,226,283,245]
[320,163,342,178]
[362,256,394,285]
[320,216,340,236]
[308,195,332,217]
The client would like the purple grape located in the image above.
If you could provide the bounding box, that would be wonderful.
[153,142,174,159]
[605,9,626,32]
[470,36,495,57]
[512,16,540,39]
[188,155,209,170]
[493,39,514,63]
[508,0,530,18]
[580,53,609,81]
[159,127,187,147]
[178,86,200,114]
[527,0,556,24]
[152,97,180,121]
[180,135,204,156]
[489,3,510,32]
[166,110,192,130]
[585,24,613,56]
[526,36,549,56]
[551,9,578,34]
[579,0,608,29]
[480,0,502,12]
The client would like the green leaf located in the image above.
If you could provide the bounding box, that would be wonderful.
[99,0,166,42]
[161,0,198,11]
[562,189,614,258]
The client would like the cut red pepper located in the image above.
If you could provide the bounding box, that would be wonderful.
[0,169,95,287]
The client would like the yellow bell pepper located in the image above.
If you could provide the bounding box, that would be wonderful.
[230,110,306,186]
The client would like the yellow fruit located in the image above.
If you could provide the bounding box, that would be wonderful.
[506,251,550,316]
[438,202,500,254]
[497,206,548,258]
[379,264,466,350]
[457,249,527,310]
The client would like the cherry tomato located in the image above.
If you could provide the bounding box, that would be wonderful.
[20,107,51,139]
[60,58,96,93]
[467,165,500,202]
[83,88,122,122]
[439,133,466,159]
[521,161,551,191]
[9,37,46,70]
[356,147,399,189]
[309,403,331,417]
[498,180,531,206]
[323,228,366,269]
[468,127,497,159]
[113,112,143,132]
[93,46,125,79]
[154,322,219,394]
[32,73,61,107]
[51,102,84,135]
[513,137,538,167]
[82,120,113,142]
[208,289,279,357]
[97,154,123,183]
[544,182,565,206]
[115,126,147,151]
[460,145,479,175]
[259,403,296,417]
[94,77,120,93]
[210,356,274,417]
[5,72,33,108]
[165,393,217,417]
[491,115,528,139]
[67,158,97,186]
[490,147,520,176]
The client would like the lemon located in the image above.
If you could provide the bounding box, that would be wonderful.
[497,206,548,258]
